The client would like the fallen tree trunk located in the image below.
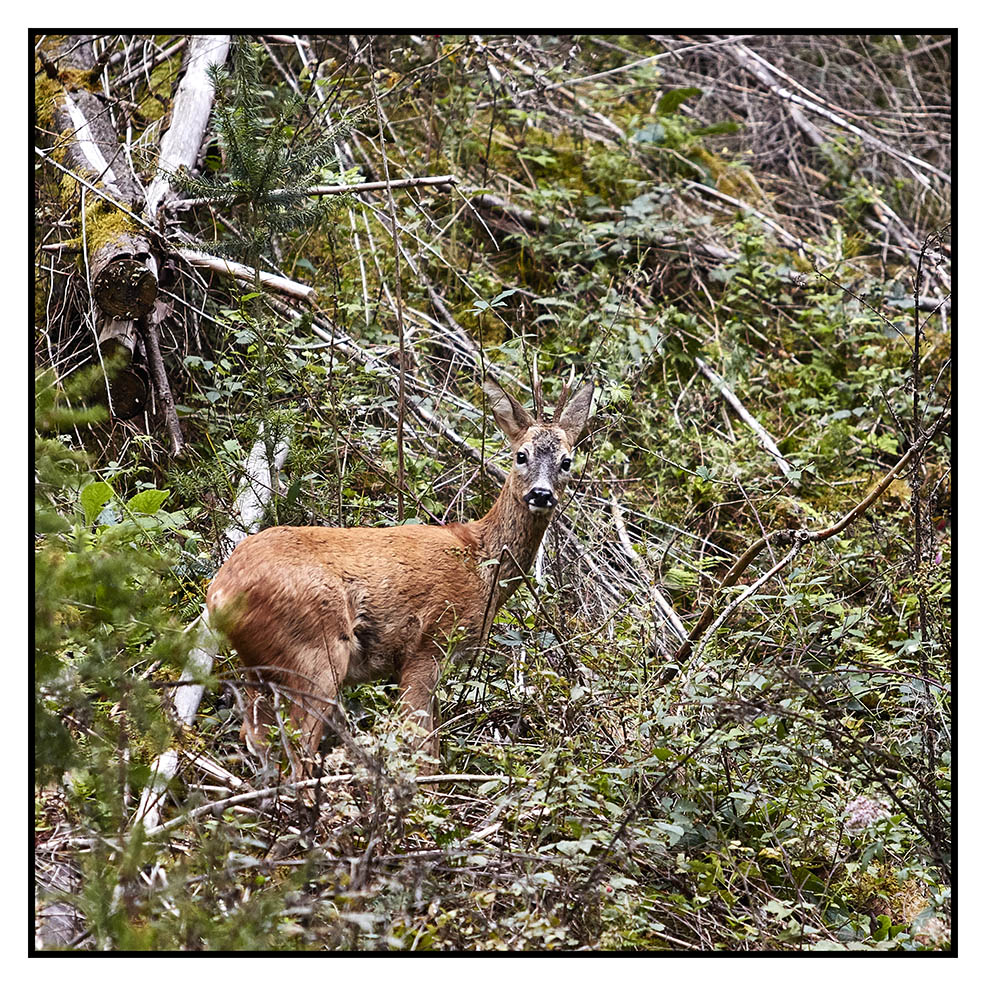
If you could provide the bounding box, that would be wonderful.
[140,35,230,453]
[40,34,159,413]
[86,224,158,319]
[45,35,158,318]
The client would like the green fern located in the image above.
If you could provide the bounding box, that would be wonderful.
[846,637,898,671]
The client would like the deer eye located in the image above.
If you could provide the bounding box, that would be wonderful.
[516,451,528,465]
[560,456,572,472]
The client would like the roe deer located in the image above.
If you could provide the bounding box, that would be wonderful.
[206,378,594,774]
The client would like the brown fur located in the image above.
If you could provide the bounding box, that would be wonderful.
[206,380,593,775]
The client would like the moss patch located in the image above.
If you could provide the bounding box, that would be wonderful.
[81,204,137,261]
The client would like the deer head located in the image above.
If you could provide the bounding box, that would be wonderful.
[484,378,594,515]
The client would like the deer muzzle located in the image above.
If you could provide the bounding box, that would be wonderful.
[524,487,556,512]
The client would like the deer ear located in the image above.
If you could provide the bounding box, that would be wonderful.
[484,380,534,443]
[555,382,594,445]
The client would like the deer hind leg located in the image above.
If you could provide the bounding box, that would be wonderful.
[272,632,352,778]
[239,670,278,767]
[399,649,442,775]
[228,577,357,780]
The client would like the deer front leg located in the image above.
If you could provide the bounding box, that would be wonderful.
[399,650,441,775]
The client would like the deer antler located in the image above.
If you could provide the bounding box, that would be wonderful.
[531,353,544,421]
[553,380,572,419]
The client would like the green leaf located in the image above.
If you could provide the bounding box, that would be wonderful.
[657,87,702,114]
[80,481,113,525]
[284,478,304,506]
[127,489,170,515]
[555,837,597,856]
[491,288,519,306]
[765,899,795,919]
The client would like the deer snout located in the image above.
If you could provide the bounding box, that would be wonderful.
[524,487,556,512]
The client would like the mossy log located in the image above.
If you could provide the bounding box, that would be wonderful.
[43,35,160,415]
[46,36,159,322]
[47,36,137,207]
[87,225,159,318]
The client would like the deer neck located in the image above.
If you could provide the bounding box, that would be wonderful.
[475,477,552,609]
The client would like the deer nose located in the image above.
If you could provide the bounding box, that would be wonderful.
[525,488,556,510]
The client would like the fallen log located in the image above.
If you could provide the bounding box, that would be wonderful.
[44,35,159,319]
[39,34,159,415]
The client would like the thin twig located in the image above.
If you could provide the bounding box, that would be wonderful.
[142,322,184,457]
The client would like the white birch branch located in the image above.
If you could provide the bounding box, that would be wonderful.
[133,424,289,831]
[144,35,231,220]
[61,91,125,200]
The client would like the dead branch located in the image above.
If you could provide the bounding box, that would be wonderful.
[722,39,950,187]
[112,37,187,87]
[370,55,410,522]
[611,495,688,642]
[290,174,457,198]
[177,248,315,301]
[143,312,184,457]
[686,180,810,255]
[687,537,805,665]
[468,191,556,234]
[694,356,793,480]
